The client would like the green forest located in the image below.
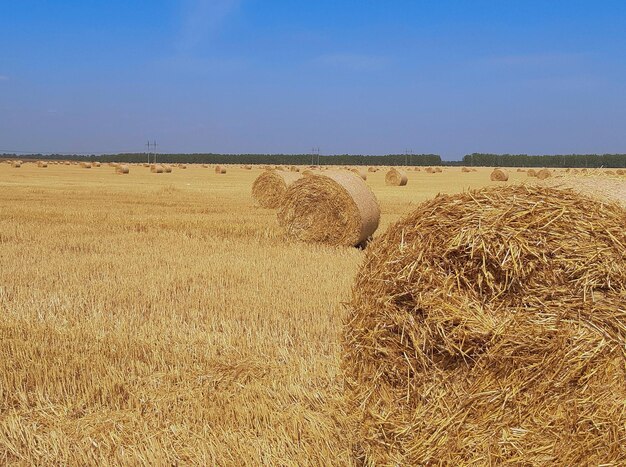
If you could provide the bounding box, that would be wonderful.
[4,152,626,168]
[463,153,626,168]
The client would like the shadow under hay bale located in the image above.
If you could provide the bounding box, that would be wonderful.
[252,170,303,208]
[385,168,408,186]
[278,171,380,247]
[343,185,626,466]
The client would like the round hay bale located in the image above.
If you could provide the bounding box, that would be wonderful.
[527,168,538,177]
[115,165,129,174]
[80,162,92,169]
[616,169,625,175]
[12,161,22,168]
[425,167,435,173]
[367,167,377,173]
[150,165,164,173]
[344,185,626,465]
[163,165,172,173]
[278,171,380,247]
[490,168,509,181]
[251,170,303,208]
[350,167,367,180]
[385,168,408,186]
[605,170,615,175]
[537,168,552,180]
[245,165,253,170]
[215,165,226,174]
[461,167,471,173]
[93,161,101,167]
[434,167,443,173]
[37,161,48,168]
[516,168,527,172]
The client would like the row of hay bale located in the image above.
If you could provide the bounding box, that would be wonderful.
[252,169,381,247]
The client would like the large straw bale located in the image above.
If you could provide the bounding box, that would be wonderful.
[215,165,226,174]
[12,161,22,168]
[385,168,408,186]
[150,165,164,173]
[37,161,48,168]
[252,170,303,208]
[527,168,538,177]
[278,171,380,247]
[490,168,509,181]
[537,168,552,180]
[343,185,626,465]
[115,164,129,174]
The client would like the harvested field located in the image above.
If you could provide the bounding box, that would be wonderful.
[0,164,622,465]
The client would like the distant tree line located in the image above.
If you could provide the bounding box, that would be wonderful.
[1,153,443,166]
[463,153,626,168]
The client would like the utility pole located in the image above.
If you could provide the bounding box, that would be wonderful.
[146,141,151,164]
[404,149,414,166]
[312,147,320,166]
[153,141,158,165]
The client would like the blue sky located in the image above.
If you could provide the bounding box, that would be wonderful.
[1,0,626,159]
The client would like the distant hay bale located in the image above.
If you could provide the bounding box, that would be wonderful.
[385,168,408,186]
[367,167,377,172]
[414,167,421,171]
[434,167,443,173]
[605,170,615,175]
[350,167,367,180]
[537,168,552,180]
[616,169,625,175]
[461,167,471,172]
[245,165,252,170]
[527,168,538,177]
[143,163,150,167]
[12,161,22,168]
[278,171,380,247]
[517,168,527,172]
[163,165,172,173]
[80,162,92,168]
[178,164,187,169]
[252,170,302,208]
[490,168,509,181]
[344,185,626,465]
[290,165,300,172]
[93,161,101,167]
[425,167,434,173]
[37,161,48,168]
[150,165,164,173]
[115,165,129,174]
[215,165,226,174]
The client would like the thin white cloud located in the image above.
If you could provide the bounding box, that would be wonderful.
[482,53,585,67]
[178,0,240,51]
[311,53,390,71]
